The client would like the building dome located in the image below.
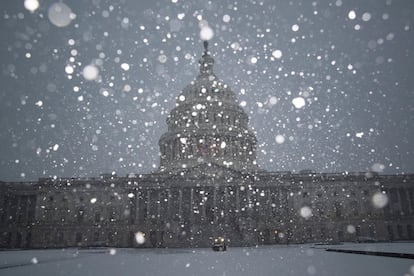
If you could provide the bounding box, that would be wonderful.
[159,42,258,172]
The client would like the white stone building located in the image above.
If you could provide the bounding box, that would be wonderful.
[1,43,413,248]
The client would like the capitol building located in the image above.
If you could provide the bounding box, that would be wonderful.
[1,43,413,249]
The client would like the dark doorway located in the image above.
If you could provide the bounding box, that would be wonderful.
[25,232,32,248]
[15,232,22,248]
[150,231,157,247]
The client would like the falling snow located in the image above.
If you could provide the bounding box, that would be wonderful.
[48,3,74,27]
[371,192,389,209]
[135,231,146,244]
[199,24,214,41]
[24,0,39,13]
[299,206,312,219]
[272,50,282,59]
[0,3,413,262]
[120,63,130,71]
[30,257,38,264]
[348,10,357,20]
[82,64,99,81]
[275,135,285,144]
[292,97,306,109]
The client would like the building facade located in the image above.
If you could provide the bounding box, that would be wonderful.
[1,43,413,249]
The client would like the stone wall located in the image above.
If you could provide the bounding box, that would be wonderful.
[1,171,413,249]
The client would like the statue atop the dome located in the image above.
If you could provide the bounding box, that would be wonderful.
[203,40,209,55]
[199,41,214,75]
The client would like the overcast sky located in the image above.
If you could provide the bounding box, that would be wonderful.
[0,0,413,181]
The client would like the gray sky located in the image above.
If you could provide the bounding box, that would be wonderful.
[0,0,413,181]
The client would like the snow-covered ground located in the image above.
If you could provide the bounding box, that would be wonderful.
[1,243,413,276]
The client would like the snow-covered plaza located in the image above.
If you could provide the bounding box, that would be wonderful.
[1,242,413,276]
